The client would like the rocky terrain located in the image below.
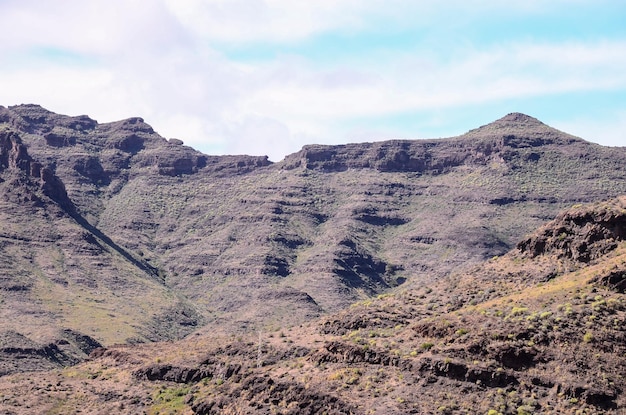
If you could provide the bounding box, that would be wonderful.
[0,197,624,414]
[0,104,626,410]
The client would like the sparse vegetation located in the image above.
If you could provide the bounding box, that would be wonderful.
[420,342,435,350]
[148,386,191,415]
[0,107,626,413]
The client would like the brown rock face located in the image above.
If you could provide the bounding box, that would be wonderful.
[0,130,72,209]
[517,197,626,262]
[0,130,31,172]
[280,112,583,173]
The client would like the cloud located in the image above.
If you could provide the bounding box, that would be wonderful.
[237,40,626,118]
[161,0,609,45]
[162,0,365,44]
[0,0,624,161]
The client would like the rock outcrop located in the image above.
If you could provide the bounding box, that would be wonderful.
[280,113,586,173]
[517,197,626,262]
[0,129,73,209]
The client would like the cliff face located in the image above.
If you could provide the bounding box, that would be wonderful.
[281,140,469,173]
[517,197,626,262]
[1,104,271,180]
[0,116,208,373]
[280,113,587,173]
[0,129,72,210]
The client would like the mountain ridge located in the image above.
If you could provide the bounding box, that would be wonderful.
[280,112,590,173]
[1,104,626,380]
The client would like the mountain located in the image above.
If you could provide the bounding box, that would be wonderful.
[0,123,198,374]
[0,104,626,375]
[0,197,625,414]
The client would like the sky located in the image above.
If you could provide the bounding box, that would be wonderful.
[1,1,625,161]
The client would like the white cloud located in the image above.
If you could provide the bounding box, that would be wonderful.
[161,0,607,45]
[1,0,618,56]
[236,41,626,118]
[0,0,625,162]
[0,1,182,55]
[162,0,375,44]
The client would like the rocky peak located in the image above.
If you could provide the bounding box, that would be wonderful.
[99,117,155,135]
[463,112,582,148]
[1,105,274,179]
[5,104,97,135]
[7,104,57,125]
[496,112,545,125]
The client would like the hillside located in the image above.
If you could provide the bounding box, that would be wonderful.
[0,105,626,374]
[0,198,625,414]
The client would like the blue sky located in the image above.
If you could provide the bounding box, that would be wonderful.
[1,0,625,161]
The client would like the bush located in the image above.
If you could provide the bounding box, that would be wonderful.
[420,342,434,350]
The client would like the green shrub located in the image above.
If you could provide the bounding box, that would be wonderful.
[420,342,434,351]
